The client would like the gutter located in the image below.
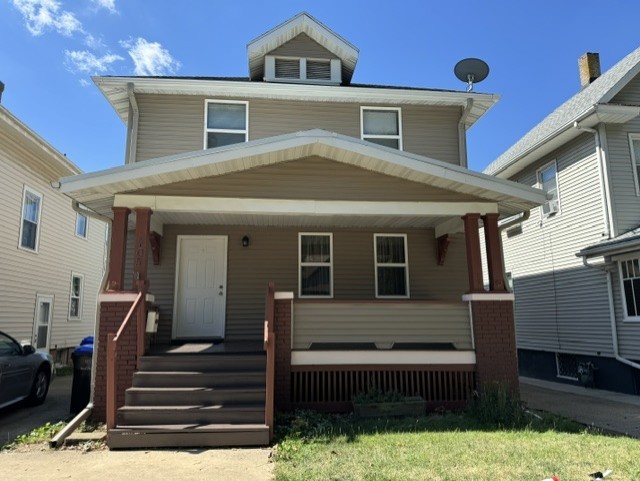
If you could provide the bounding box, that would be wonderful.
[125,83,139,164]
[458,99,473,168]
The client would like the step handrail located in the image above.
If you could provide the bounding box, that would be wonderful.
[106,290,145,430]
[264,282,275,442]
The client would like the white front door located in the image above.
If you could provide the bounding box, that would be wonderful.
[173,236,228,339]
[33,295,53,351]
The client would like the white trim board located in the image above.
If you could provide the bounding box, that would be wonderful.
[291,350,476,365]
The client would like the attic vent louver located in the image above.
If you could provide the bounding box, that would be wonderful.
[306,60,331,80]
[275,58,300,79]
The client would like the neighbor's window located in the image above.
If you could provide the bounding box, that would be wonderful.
[19,187,42,251]
[75,213,88,238]
[628,134,640,195]
[537,161,560,217]
[620,258,640,319]
[299,233,333,297]
[361,107,402,149]
[69,273,84,320]
[204,100,248,149]
[374,234,409,298]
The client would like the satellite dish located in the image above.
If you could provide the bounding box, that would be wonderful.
[454,58,490,92]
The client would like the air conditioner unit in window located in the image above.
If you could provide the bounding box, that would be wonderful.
[542,199,559,216]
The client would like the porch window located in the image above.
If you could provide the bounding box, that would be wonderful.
[361,107,402,150]
[19,186,42,252]
[69,273,84,320]
[204,100,248,149]
[620,258,640,319]
[75,213,88,238]
[374,234,409,298]
[299,233,333,298]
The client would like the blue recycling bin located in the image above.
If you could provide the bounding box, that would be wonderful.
[70,341,93,414]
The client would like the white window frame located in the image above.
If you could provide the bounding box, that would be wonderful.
[265,55,341,85]
[374,233,410,299]
[360,107,403,150]
[18,185,43,253]
[617,255,640,322]
[627,133,640,196]
[203,99,249,150]
[68,272,84,321]
[298,232,333,299]
[75,212,88,239]
[537,160,561,218]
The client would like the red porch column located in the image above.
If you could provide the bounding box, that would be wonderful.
[107,207,130,291]
[482,213,507,292]
[462,213,485,293]
[132,207,152,291]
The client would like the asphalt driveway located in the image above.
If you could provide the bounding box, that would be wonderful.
[0,374,73,446]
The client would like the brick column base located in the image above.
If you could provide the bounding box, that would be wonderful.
[468,296,519,397]
[93,298,139,422]
[273,296,292,412]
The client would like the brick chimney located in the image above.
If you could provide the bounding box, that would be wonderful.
[578,52,601,88]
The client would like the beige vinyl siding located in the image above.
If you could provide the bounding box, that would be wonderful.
[268,33,337,60]
[0,133,107,351]
[134,94,461,165]
[130,226,468,344]
[500,133,613,356]
[134,156,484,202]
[293,301,472,350]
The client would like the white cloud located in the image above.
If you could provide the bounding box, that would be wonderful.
[64,49,123,74]
[79,78,91,87]
[120,38,181,76]
[11,0,83,36]
[84,33,106,50]
[91,0,117,13]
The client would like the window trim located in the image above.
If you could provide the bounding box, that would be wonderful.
[617,256,640,322]
[18,185,43,253]
[75,212,88,239]
[203,99,249,150]
[360,106,403,151]
[68,272,84,321]
[628,133,640,196]
[298,232,334,299]
[536,160,561,219]
[373,233,410,299]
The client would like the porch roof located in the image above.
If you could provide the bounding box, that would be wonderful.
[58,130,545,220]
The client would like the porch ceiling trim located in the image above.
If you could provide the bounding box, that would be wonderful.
[113,195,499,217]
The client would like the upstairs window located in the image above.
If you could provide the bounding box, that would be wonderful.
[628,133,640,195]
[75,213,88,238]
[620,258,640,319]
[299,233,333,298]
[374,234,409,298]
[537,161,560,217]
[19,187,42,252]
[361,107,402,150]
[204,100,248,149]
[69,273,84,320]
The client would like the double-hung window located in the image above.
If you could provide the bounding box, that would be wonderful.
[628,133,640,195]
[75,213,88,238]
[374,234,409,298]
[19,187,42,252]
[69,273,84,320]
[361,107,402,150]
[299,233,333,298]
[537,161,560,217]
[204,100,248,149]
[620,258,640,319]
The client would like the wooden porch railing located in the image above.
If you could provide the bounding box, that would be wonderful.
[106,291,145,430]
[263,282,275,442]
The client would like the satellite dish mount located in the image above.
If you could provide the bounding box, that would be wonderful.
[454,58,490,92]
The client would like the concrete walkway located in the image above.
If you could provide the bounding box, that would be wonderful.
[520,376,640,438]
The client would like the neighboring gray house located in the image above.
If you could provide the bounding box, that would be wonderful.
[0,101,107,364]
[485,48,640,394]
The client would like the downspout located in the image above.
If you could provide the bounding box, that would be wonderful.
[124,82,139,165]
[573,122,614,239]
[49,197,113,447]
[458,99,473,168]
[582,256,640,371]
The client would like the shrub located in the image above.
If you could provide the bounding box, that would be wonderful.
[468,382,528,428]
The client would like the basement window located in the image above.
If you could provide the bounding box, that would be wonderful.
[555,353,578,380]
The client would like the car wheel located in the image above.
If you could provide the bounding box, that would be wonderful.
[27,367,50,406]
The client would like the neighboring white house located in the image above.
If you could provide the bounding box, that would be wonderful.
[0,102,107,364]
[484,49,640,395]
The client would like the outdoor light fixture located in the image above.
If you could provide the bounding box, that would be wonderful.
[242,235,250,247]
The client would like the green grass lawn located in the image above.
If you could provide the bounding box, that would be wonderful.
[274,411,640,481]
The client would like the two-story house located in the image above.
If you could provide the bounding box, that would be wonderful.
[0,99,107,364]
[484,48,640,395]
[58,13,545,448]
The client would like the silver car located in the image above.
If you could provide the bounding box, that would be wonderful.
[0,330,54,409]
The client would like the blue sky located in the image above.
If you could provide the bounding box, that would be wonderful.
[1,0,639,173]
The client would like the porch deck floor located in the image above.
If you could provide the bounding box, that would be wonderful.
[149,341,263,355]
